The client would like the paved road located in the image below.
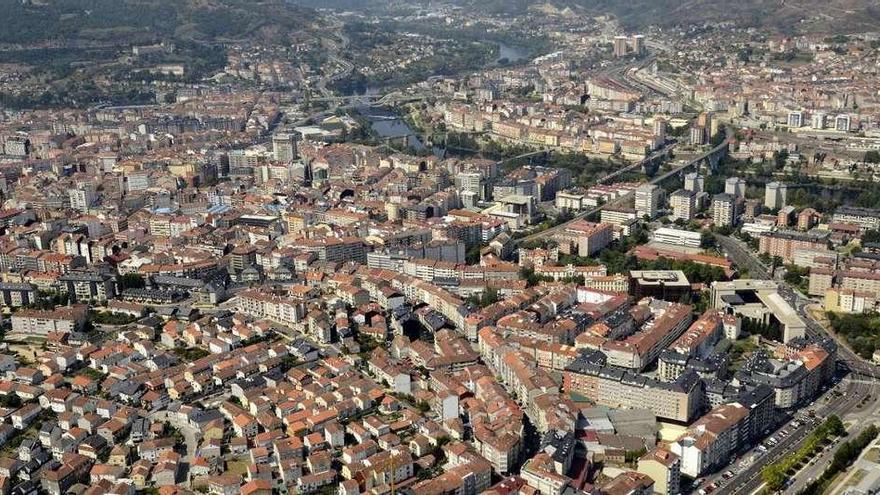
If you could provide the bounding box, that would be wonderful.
[710,376,875,495]
[148,409,202,462]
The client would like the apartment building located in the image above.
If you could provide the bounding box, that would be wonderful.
[637,448,681,495]
[758,230,830,263]
[300,237,367,264]
[712,193,738,227]
[237,289,304,327]
[600,301,693,370]
[832,206,880,232]
[11,305,88,336]
[634,184,662,219]
[553,221,614,257]
[671,403,749,477]
[669,189,696,222]
[58,272,116,303]
[600,207,640,238]
[563,350,703,422]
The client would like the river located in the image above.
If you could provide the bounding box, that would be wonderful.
[358,106,445,156]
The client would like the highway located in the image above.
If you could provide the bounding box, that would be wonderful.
[512,138,728,247]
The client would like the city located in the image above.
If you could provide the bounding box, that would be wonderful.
[0,1,879,495]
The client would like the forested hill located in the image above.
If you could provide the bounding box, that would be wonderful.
[289,0,880,34]
[0,0,317,45]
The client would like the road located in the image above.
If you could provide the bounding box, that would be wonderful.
[708,235,880,495]
[148,409,202,462]
[709,375,876,495]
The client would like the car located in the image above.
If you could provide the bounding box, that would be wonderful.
[723,471,734,479]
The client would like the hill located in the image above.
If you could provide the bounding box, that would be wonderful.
[583,0,880,34]
[289,0,880,34]
[0,0,317,45]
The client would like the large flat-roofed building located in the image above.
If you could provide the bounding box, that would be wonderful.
[710,279,806,343]
[651,227,702,249]
[563,349,703,423]
[491,195,538,229]
[629,270,691,302]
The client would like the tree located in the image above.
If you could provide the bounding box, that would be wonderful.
[774,150,789,169]
[865,151,880,164]
[825,415,845,437]
[700,231,716,249]
[862,229,880,245]
[117,273,146,290]
[762,464,787,491]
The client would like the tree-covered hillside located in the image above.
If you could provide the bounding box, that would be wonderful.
[0,0,316,44]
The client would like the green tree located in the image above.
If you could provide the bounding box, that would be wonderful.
[117,273,146,290]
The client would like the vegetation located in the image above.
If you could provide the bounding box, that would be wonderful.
[826,312,880,359]
[510,210,574,240]
[519,267,586,288]
[116,273,146,291]
[636,257,728,284]
[862,229,880,245]
[89,311,137,326]
[762,415,846,491]
[596,230,650,275]
[728,338,758,372]
[799,424,879,495]
[545,153,624,188]
[0,0,312,44]
[22,292,70,311]
[783,264,810,293]
[742,316,783,342]
[172,347,210,361]
[467,288,500,308]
